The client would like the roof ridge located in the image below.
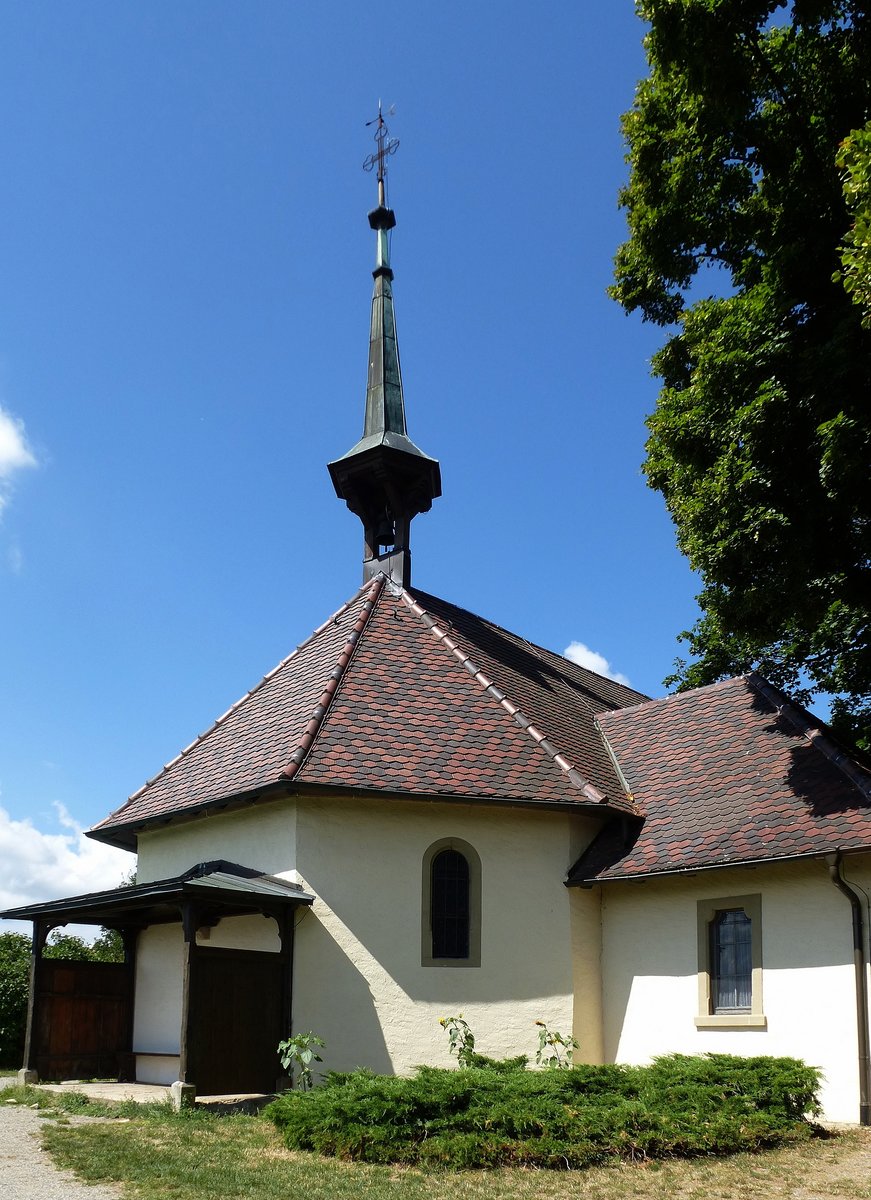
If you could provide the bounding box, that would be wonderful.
[399,589,614,807]
[409,586,647,704]
[281,576,385,779]
[746,673,871,799]
[603,674,743,719]
[107,580,380,818]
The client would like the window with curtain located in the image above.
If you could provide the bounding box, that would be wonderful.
[710,908,752,1012]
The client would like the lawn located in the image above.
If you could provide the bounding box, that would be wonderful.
[4,1086,871,1200]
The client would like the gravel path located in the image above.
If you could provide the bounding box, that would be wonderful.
[0,1102,122,1199]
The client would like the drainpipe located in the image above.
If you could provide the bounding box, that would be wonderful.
[828,852,871,1125]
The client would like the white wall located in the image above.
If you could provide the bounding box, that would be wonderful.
[130,792,600,1086]
[132,922,183,1084]
[291,795,598,1078]
[135,797,297,883]
[599,857,871,1122]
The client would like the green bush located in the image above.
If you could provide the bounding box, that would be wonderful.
[0,933,31,1067]
[267,1054,821,1170]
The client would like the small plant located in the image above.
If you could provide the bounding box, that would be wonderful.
[277,1032,325,1091]
[534,1020,578,1069]
[438,1014,476,1067]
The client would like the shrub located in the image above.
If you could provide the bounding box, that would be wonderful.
[267,1053,821,1170]
[0,933,30,1067]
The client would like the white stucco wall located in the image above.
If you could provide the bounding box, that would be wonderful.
[291,795,597,1077]
[599,857,871,1122]
[129,792,599,1086]
[132,923,183,1084]
[135,797,297,883]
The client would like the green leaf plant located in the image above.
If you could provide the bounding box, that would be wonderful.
[277,1032,325,1092]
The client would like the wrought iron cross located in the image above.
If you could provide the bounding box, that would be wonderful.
[363,103,399,206]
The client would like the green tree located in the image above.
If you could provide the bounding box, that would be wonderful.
[0,933,31,1067]
[837,121,871,329]
[612,0,871,748]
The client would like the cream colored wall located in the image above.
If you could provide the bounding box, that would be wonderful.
[135,797,297,883]
[599,857,871,1123]
[196,913,281,951]
[130,793,600,1085]
[570,886,604,1063]
[291,795,598,1077]
[132,923,184,1084]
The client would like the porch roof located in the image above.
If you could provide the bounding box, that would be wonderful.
[0,860,314,929]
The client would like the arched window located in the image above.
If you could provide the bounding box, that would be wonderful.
[431,849,469,959]
[421,839,481,967]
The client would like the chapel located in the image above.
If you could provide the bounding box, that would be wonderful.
[5,115,871,1123]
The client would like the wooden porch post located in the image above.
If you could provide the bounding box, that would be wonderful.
[117,928,139,1082]
[277,908,296,1091]
[177,902,199,1094]
[19,919,51,1084]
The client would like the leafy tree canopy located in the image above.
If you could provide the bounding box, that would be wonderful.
[612,0,871,748]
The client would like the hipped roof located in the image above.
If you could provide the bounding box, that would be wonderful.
[569,674,871,884]
[89,576,647,849]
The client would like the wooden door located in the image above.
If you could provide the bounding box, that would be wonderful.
[188,948,285,1095]
[35,961,132,1081]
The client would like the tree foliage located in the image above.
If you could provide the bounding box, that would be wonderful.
[837,121,871,328]
[0,933,31,1067]
[612,0,871,748]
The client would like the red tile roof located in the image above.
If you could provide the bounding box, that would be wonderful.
[90,576,646,847]
[568,674,871,884]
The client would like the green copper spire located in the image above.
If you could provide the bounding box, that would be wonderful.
[328,107,441,588]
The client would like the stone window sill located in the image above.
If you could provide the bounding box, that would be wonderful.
[694,1013,767,1029]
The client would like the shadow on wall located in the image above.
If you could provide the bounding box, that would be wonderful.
[304,864,573,1007]
[292,909,392,1075]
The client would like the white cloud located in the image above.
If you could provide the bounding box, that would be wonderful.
[563,641,631,687]
[0,802,133,935]
[0,405,37,518]
[0,406,36,476]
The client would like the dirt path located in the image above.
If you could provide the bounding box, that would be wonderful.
[0,1103,122,1200]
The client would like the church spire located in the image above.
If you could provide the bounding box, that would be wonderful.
[328,107,441,589]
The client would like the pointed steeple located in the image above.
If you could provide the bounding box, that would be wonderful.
[328,108,441,589]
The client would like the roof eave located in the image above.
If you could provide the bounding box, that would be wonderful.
[88,777,630,851]
[567,843,871,888]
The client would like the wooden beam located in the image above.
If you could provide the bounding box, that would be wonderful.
[21,920,51,1077]
[178,902,199,1084]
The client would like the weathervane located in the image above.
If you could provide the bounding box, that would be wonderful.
[363,102,399,207]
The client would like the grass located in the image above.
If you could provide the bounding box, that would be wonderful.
[22,1102,871,1200]
[4,1084,871,1200]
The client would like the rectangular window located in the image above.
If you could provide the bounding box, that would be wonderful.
[710,909,752,1011]
[696,894,766,1029]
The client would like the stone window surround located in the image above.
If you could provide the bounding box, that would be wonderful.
[695,892,766,1029]
[420,837,482,968]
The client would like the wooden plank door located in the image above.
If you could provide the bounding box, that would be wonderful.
[188,948,285,1095]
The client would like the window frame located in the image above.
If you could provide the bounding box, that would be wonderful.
[421,838,481,968]
[695,893,766,1029]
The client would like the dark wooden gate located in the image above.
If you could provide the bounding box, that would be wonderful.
[188,948,285,1095]
[34,960,133,1081]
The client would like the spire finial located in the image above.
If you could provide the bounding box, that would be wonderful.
[327,108,441,589]
[363,102,399,209]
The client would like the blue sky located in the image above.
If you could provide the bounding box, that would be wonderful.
[0,2,703,912]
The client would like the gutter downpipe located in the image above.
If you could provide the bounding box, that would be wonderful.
[829,851,871,1125]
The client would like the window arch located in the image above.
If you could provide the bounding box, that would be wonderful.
[421,838,481,967]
